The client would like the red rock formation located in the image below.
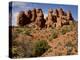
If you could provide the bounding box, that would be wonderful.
[56,17,62,29]
[66,10,74,20]
[31,8,37,22]
[45,8,54,28]
[35,8,45,29]
[25,10,32,19]
[16,8,74,29]
[17,11,28,26]
[53,9,59,17]
[58,8,64,17]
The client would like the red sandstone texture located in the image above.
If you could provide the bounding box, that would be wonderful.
[16,8,74,29]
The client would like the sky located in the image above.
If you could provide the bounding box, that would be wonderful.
[9,1,78,26]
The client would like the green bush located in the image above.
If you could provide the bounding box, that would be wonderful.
[15,27,31,36]
[12,39,34,58]
[12,39,50,58]
[65,42,73,55]
[12,32,18,40]
[34,40,50,56]
[60,25,72,35]
[49,29,58,41]
[22,30,31,35]
[16,28,23,33]
[12,47,24,58]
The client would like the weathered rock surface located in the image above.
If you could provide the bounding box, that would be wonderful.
[16,8,74,29]
[17,11,28,26]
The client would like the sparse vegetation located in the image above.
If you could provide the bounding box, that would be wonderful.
[49,29,58,41]
[14,27,32,36]
[12,38,34,58]
[34,40,50,56]
[65,42,73,55]
[12,31,50,58]
[10,7,77,58]
[11,22,77,58]
[60,25,72,35]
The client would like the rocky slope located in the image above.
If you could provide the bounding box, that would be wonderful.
[9,8,78,58]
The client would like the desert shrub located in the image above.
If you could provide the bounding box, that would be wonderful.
[65,42,73,55]
[15,28,22,33]
[12,39,35,58]
[49,29,58,41]
[70,21,77,31]
[34,40,50,56]
[47,48,53,53]
[12,38,50,58]
[12,28,19,40]
[60,25,72,35]
[69,21,77,27]
[58,42,62,46]
[12,32,18,40]
[66,44,77,55]
[15,27,31,36]
[12,47,25,58]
